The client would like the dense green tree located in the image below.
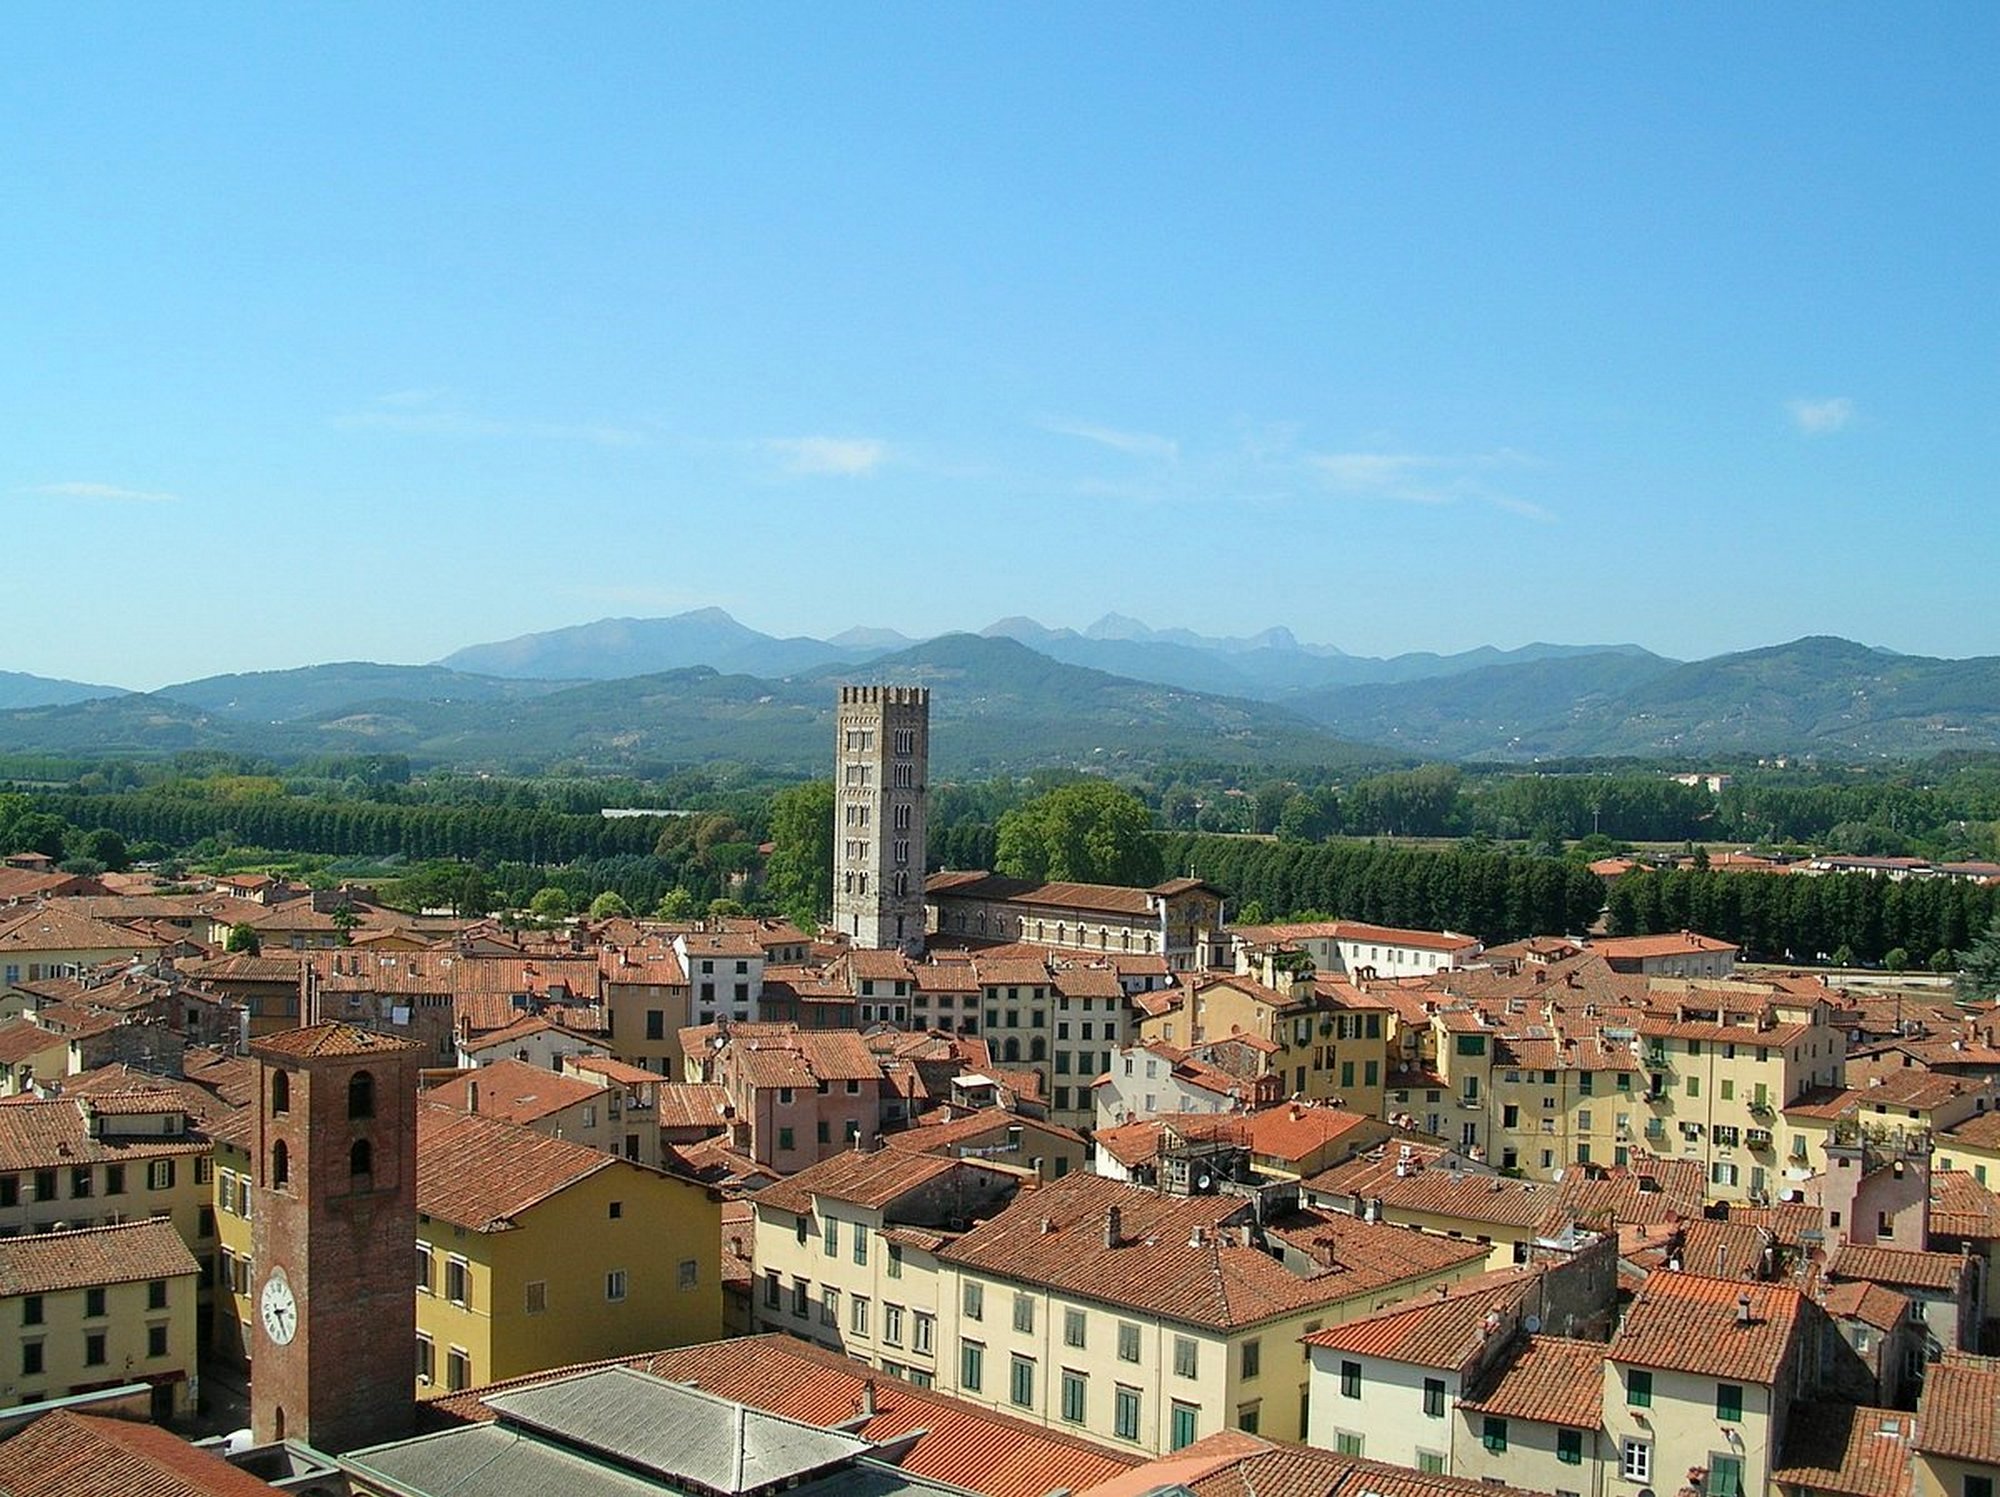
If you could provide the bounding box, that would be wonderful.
[654,888,696,920]
[529,887,573,921]
[588,891,632,919]
[996,781,1163,886]
[761,779,835,926]
[1956,915,2000,1003]
[224,923,261,955]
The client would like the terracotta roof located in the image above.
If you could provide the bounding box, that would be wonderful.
[251,1022,419,1060]
[1134,1431,1545,1497]
[0,1017,66,1064]
[927,872,1185,918]
[1915,1352,2000,1464]
[426,1333,1138,1497]
[0,1218,198,1295]
[1458,1334,1609,1428]
[567,1055,662,1086]
[1829,1243,1970,1292]
[1302,1279,1530,1370]
[753,1147,970,1216]
[1609,1272,1806,1384]
[425,1058,604,1125]
[1931,1170,2000,1240]
[657,1082,731,1132]
[0,904,169,954]
[416,1102,616,1232]
[1773,1405,1916,1497]
[0,1098,208,1172]
[1093,1118,1167,1168]
[0,1410,283,1496]
[1231,921,1481,954]
[884,1107,1083,1155]
[1820,1280,1911,1331]
[1593,932,1738,958]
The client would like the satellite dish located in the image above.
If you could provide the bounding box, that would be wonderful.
[1523,1314,1542,1334]
[1197,1175,1212,1191]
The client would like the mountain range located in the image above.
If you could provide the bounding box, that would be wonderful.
[2,611,1997,771]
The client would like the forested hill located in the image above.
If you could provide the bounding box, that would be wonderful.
[0,636,1378,776]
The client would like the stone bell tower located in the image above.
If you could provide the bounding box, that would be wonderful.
[832,685,928,954]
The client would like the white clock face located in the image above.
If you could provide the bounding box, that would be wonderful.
[260,1269,298,1346]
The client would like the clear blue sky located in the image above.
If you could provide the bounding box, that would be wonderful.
[6,4,1994,688]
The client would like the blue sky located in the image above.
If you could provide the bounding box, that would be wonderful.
[6,5,1994,688]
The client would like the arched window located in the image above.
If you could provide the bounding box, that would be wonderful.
[350,1138,373,1178]
[348,1070,375,1121]
[1003,1038,1021,1063]
[271,1140,289,1189]
[1029,1037,1047,1062]
[270,1070,289,1116]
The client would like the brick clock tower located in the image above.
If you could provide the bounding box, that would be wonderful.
[249,1023,421,1453]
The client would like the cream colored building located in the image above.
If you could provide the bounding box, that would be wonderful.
[0,1219,199,1418]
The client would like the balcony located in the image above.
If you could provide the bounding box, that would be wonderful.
[1642,1049,1670,1072]
[1746,1128,1774,1150]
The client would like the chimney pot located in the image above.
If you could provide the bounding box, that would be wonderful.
[1104,1206,1123,1249]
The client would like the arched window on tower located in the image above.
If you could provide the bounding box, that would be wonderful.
[350,1138,373,1180]
[270,1070,289,1116]
[272,1139,289,1189]
[348,1070,375,1121]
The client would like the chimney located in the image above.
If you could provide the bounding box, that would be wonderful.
[860,1381,878,1419]
[1735,1294,1753,1326]
[466,1079,479,1114]
[1104,1206,1122,1249]
[1190,1225,1205,1248]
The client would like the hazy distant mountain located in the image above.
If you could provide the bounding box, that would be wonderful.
[0,634,1380,775]
[157,663,578,722]
[438,607,880,680]
[1291,637,2000,760]
[0,669,127,712]
[826,625,918,651]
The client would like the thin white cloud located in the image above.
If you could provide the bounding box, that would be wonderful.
[1788,396,1856,435]
[1045,420,1180,463]
[334,390,643,446]
[23,481,176,503]
[1307,448,1552,521]
[763,436,891,477]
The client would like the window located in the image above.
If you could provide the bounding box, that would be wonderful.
[1340,1359,1361,1398]
[1064,1308,1087,1347]
[84,1332,107,1367]
[963,1281,984,1320]
[1423,1377,1445,1418]
[1241,1339,1261,1379]
[1336,1431,1364,1457]
[1061,1368,1088,1422]
[764,1270,781,1309]
[851,1295,870,1335]
[884,1304,904,1344]
[348,1070,375,1119]
[1011,1355,1035,1407]
[792,1278,809,1317]
[1171,1401,1199,1450]
[22,1295,43,1327]
[84,1286,106,1318]
[1708,1455,1744,1497]
[960,1339,984,1391]
[1417,1452,1446,1475]
[821,1286,839,1325]
[270,1069,289,1115]
[887,1243,903,1279]
[646,1010,665,1040]
[914,1312,934,1354]
[147,1278,168,1311]
[21,1342,43,1376]
[445,1257,469,1307]
[1557,1428,1583,1465]
[270,1140,289,1189]
[1622,1439,1651,1483]
[1965,1481,1994,1497]
[606,1269,628,1303]
[1482,1417,1508,1454]
[416,1334,434,1384]
[447,1346,471,1392]
[1174,1336,1198,1378]
[1716,1382,1743,1422]
[415,1243,433,1293]
[351,1138,373,1178]
[1014,1293,1035,1333]
[1114,1385,1141,1441]
[824,1217,838,1256]
[1117,1322,1140,1362]
[1627,1368,1653,1407]
[71,1165,92,1199]
[779,1127,795,1151]
[105,1164,124,1196]
[853,1227,869,1265]
[148,1323,169,1358]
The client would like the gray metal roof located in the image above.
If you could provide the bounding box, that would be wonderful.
[344,1366,963,1497]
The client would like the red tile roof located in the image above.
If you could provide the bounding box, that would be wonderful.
[1458,1334,1609,1428]
[1609,1272,1807,1384]
[424,1058,604,1125]
[1773,1405,1916,1497]
[1829,1243,1971,1292]
[0,1411,283,1496]
[416,1101,615,1231]
[753,1147,973,1216]
[251,1022,419,1060]
[1915,1352,2000,1464]
[0,1219,197,1295]
[1302,1278,1531,1371]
